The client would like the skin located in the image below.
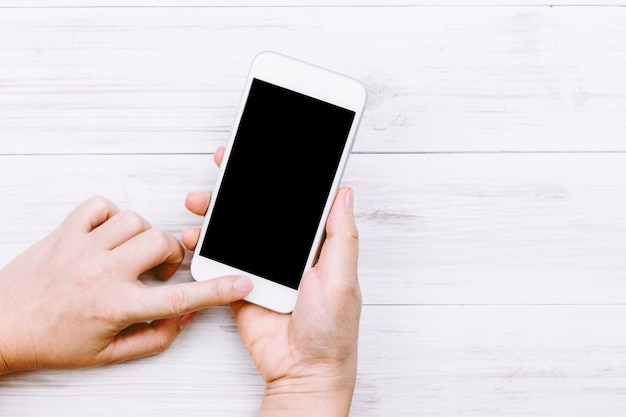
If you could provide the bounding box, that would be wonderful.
[0,146,362,416]
[182,147,362,416]
[0,195,252,373]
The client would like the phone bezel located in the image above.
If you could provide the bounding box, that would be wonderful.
[190,51,366,314]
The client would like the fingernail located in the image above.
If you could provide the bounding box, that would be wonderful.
[234,277,253,294]
[345,187,354,210]
[179,312,196,329]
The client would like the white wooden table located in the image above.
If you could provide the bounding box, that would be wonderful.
[2,2,626,416]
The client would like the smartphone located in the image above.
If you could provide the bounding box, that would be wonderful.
[190,51,366,314]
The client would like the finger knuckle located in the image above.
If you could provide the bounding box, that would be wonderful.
[346,222,359,242]
[345,283,362,303]
[351,226,360,241]
[98,301,125,324]
[166,287,190,316]
[213,283,226,302]
[330,277,362,305]
[152,331,175,354]
[87,194,111,209]
[85,194,113,218]
[121,210,149,233]
[353,282,363,304]
[148,228,173,253]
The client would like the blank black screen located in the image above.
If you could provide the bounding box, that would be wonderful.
[199,78,356,290]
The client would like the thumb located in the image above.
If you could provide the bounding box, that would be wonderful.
[316,187,359,285]
[97,313,196,364]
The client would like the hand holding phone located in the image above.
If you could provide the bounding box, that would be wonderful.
[190,51,366,313]
[184,183,362,415]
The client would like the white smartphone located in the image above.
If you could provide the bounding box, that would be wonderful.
[190,51,367,314]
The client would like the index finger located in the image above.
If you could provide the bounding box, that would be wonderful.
[126,276,253,322]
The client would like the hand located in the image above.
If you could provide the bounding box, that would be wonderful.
[182,147,362,417]
[0,195,252,374]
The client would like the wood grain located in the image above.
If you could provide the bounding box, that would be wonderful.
[2,3,626,417]
[3,305,626,416]
[1,7,626,153]
[2,153,626,306]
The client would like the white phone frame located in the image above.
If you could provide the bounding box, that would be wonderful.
[190,50,366,314]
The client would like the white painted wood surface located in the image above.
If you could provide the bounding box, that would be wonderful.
[2,3,626,416]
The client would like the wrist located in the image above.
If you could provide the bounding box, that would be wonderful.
[0,271,33,375]
[0,346,9,375]
[0,307,15,375]
[258,365,357,417]
[0,327,29,376]
[0,310,37,375]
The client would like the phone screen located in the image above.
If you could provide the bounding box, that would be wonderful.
[198,78,356,290]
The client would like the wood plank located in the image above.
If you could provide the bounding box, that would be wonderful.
[355,305,626,417]
[1,7,626,153]
[2,305,626,416]
[2,153,626,305]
